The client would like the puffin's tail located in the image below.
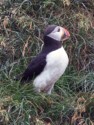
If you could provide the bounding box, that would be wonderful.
[13,74,22,81]
[14,74,30,84]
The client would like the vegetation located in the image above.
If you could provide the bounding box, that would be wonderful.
[0,0,94,124]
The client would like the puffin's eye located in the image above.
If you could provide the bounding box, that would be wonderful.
[57,28,60,32]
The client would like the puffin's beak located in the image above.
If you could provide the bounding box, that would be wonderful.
[62,28,70,41]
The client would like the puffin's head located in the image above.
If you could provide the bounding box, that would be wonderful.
[44,25,70,42]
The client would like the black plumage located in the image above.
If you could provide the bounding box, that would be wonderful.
[21,54,46,82]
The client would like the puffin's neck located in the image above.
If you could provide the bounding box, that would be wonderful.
[42,37,62,53]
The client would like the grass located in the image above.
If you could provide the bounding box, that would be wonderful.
[0,0,94,124]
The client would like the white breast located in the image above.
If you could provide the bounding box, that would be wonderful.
[33,47,69,93]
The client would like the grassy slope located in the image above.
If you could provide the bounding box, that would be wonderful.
[0,0,94,124]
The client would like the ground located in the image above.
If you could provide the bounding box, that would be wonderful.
[0,0,94,125]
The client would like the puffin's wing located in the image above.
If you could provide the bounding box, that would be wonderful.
[21,54,46,82]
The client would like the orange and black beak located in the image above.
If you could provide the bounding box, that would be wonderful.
[62,28,70,41]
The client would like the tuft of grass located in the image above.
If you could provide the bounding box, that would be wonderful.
[0,0,94,124]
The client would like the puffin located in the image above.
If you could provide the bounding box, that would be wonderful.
[20,25,70,94]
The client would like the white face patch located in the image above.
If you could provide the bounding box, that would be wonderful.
[47,26,64,41]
